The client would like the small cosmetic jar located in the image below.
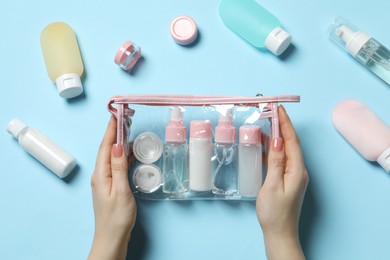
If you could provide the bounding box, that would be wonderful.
[170,16,198,45]
[114,41,141,72]
[133,164,163,193]
[133,132,163,164]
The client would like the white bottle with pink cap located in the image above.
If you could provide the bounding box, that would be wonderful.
[212,108,238,195]
[189,120,213,192]
[163,107,189,194]
[238,125,263,197]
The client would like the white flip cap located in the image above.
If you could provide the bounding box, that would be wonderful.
[55,73,83,99]
[264,27,292,56]
[6,118,28,139]
[334,25,370,57]
[377,147,390,173]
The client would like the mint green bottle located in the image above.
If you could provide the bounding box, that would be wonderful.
[219,0,292,56]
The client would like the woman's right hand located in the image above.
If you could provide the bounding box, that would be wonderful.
[256,105,309,260]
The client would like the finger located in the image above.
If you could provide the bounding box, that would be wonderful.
[263,137,286,189]
[95,116,117,173]
[111,144,131,194]
[278,106,305,173]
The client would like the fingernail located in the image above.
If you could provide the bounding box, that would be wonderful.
[112,144,123,158]
[271,137,283,152]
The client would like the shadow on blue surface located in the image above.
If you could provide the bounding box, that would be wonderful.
[278,43,297,61]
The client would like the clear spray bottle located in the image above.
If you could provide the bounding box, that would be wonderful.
[162,107,189,194]
[212,108,238,195]
[328,17,390,85]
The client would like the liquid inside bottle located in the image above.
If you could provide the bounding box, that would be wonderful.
[328,17,390,85]
[355,38,390,84]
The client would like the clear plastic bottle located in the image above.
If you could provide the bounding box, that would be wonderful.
[6,118,77,178]
[328,17,390,85]
[212,108,238,195]
[163,107,189,194]
[189,120,213,192]
[40,22,84,98]
[238,125,263,197]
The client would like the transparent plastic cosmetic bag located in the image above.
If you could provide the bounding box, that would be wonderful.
[108,94,300,200]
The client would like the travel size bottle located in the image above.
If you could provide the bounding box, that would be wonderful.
[332,99,390,172]
[163,107,189,194]
[189,121,213,192]
[328,17,390,85]
[6,118,77,178]
[219,0,292,56]
[41,22,84,98]
[212,108,238,195]
[238,125,263,197]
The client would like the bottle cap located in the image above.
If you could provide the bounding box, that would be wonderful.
[133,164,163,193]
[334,25,370,56]
[6,118,28,139]
[215,109,236,143]
[377,147,390,173]
[239,125,261,144]
[264,27,292,56]
[114,41,142,71]
[328,17,371,57]
[166,107,187,142]
[133,132,163,164]
[55,73,83,99]
[170,16,198,45]
[190,121,212,139]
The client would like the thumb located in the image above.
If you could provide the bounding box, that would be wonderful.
[263,137,285,189]
[111,144,131,194]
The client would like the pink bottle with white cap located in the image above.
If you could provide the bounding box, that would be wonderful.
[163,107,189,194]
[332,99,390,172]
[238,125,263,197]
[189,120,213,192]
[212,108,238,195]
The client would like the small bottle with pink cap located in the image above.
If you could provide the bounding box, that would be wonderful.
[238,125,263,197]
[212,108,238,195]
[162,107,189,194]
[189,120,213,192]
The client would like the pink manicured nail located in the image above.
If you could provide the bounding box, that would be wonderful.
[112,144,123,158]
[272,138,283,152]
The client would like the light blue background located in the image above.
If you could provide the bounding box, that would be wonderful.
[1,0,390,259]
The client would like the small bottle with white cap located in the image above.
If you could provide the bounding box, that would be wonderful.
[6,118,77,178]
[40,22,84,98]
[162,107,189,194]
[212,108,238,195]
[328,17,390,85]
[219,0,292,56]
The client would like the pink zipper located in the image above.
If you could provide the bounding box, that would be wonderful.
[107,94,300,148]
[108,94,300,111]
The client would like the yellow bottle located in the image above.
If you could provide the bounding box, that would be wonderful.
[40,22,84,98]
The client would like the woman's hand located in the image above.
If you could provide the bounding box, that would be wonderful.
[88,116,137,260]
[257,106,309,260]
